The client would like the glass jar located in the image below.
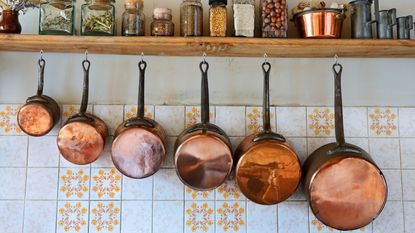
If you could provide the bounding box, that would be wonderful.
[151,8,174,36]
[180,0,203,36]
[81,0,115,36]
[261,0,287,38]
[39,0,75,35]
[233,0,255,37]
[209,0,227,37]
[122,0,145,36]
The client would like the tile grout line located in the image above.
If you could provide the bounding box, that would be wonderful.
[54,150,61,233]
[21,136,29,233]
[397,108,406,233]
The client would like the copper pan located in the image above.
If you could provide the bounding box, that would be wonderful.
[294,9,345,38]
[111,60,166,179]
[302,63,387,231]
[174,61,233,191]
[57,59,108,165]
[234,62,301,205]
[17,57,60,137]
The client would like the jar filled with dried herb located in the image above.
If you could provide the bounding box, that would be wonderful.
[209,0,227,37]
[180,0,203,36]
[151,8,174,36]
[81,0,115,36]
[39,0,75,35]
[233,0,255,37]
[122,0,145,36]
[261,0,287,38]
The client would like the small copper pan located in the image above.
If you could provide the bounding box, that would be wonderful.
[174,61,233,191]
[57,59,108,165]
[17,57,60,137]
[234,62,302,205]
[111,61,166,179]
[302,63,387,231]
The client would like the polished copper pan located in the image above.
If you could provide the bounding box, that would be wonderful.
[112,61,166,179]
[234,62,302,205]
[174,61,233,191]
[302,63,387,231]
[17,58,60,137]
[294,9,345,38]
[57,59,108,165]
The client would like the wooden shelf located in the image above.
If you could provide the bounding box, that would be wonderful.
[0,34,414,58]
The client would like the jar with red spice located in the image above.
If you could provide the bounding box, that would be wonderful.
[261,0,288,38]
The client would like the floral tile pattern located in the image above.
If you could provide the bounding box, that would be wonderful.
[307,108,335,137]
[185,187,214,200]
[185,202,214,233]
[216,180,244,201]
[216,201,246,233]
[185,106,215,128]
[0,105,22,135]
[91,168,122,200]
[57,201,88,233]
[245,107,275,134]
[90,201,120,233]
[368,108,398,137]
[124,105,154,120]
[59,168,90,200]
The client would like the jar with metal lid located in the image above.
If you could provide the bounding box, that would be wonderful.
[180,0,203,36]
[81,0,115,36]
[151,8,174,36]
[261,0,287,38]
[39,0,75,35]
[233,0,255,37]
[209,0,227,37]
[122,0,145,36]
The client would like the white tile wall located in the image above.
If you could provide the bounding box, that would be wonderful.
[0,104,413,233]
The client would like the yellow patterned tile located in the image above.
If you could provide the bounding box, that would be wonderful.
[369,107,398,137]
[124,105,154,120]
[307,108,335,137]
[59,168,90,200]
[185,106,214,128]
[0,105,22,135]
[185,187,214,200]
[216,179,243,200]
[216,201,246,232]
[91,168,121,199]
[57,201,88,233]
[246,107,275,134]
[185,202,214,233]
[90,201,120,233]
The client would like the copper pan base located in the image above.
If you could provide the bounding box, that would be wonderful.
[18,103,54,136]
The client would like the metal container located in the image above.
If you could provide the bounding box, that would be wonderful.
[397,15,413,39]
[294,9,345,39]
[377,8,396,39]
[349,0,377,39]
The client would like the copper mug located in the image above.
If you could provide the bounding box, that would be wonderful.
[294,9,345,38]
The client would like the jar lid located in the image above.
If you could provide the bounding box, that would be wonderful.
[124,0,143,9]
[153,7,172,17]
[209,0,227,5]
[86,0,114,3]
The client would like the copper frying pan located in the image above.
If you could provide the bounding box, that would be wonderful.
[111,60,166,179]
[234,62,302,205]
[17,57,60,137]
[174,61,233,191]
[57,59,108,165]
[302,63,387,231]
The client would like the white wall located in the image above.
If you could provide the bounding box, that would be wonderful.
[0,0,414,106]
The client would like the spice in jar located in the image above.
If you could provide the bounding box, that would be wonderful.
[81,0,115,36]
[180,0,203,36]
[209,0,227,37]
[122,0,145,36]
[39,0,75,35]
[233,0,255,37]
[151,8,174,36]
[261,0,287,38]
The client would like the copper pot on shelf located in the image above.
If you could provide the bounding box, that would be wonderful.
[57,58,108,165]
[17,56,60,137]
[174,61,233,191]
[294,9,345,38]
[234,62,302,205]
[111,60,166,179]
[302,62,387,231]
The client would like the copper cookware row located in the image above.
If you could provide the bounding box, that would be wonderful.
[302,62,387,231]
[234,62,302,205]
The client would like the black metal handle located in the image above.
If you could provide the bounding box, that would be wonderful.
[253,131,286,143]
[262,62,271,132]
[124,117,154,128]
[333,63,346,146]
[36,58,46,96]
[79,59,90,116]
[200,61,210,124]
[137,61,147,118]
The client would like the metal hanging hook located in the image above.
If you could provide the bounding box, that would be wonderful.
[334,54,339,65]
[203,52,207,62]
[40,50,44,60]
[140,52,144,62]
[85,50,89,61]
[264,53,268,63]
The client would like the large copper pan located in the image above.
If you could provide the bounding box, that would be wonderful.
[302,63,387,231]
[174,61,233,191]
[57,59,108,165]
[294,9,345,38]
[234,62,301,205]
[112,61,166,179]
[17,57,60,137]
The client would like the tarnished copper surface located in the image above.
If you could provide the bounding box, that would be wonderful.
[18,103,54,136]
[294,9,345,38]
[175,133,233,191]
[112,126,166,179]
[309,156,387,230]
[235,136,301,205]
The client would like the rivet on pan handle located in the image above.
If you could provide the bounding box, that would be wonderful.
[200,60,210,125]
[333,62,346,147]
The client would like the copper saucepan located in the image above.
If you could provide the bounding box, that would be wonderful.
[234,62,302,205]
[57,59,108,165]
[17,57,60,137]
[294,9,345,38]
[111,60,166,179]
[302,63,387,231]
[174,61,233,191]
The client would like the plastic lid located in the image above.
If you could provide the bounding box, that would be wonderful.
[209,0,227,5]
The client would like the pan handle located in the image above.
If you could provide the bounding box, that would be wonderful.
[36,58,46,96]
[137,61,147,118]
[124,117,154,128]
[262,62,271,132]
[79,59,90,116]
[253,131,286,142]
[200,61,210,124]
[333,63,346,146]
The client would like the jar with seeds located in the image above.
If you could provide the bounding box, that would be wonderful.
[180,0,203,36]
[261,0,287,38]
[209,0,227,37]
[151,8,174,36]
[81,0,115,36]
[233,0,255,37]
[39,0,75,35]
[122,0,145,36]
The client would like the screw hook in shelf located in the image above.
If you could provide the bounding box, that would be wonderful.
[334,54,339,65]
[140,52,144,62]
[39,50,44,60]
[203,52,207,63]
[264,53,268,63]
[85,50,89,61]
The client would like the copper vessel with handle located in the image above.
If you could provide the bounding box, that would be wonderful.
[294,9,345,38]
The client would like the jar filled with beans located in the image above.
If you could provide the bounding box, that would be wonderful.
[180,0,203,36]
[233,0,255,37]
[261,0,288,38]
[151,8,174,36]
[209,0,227,37]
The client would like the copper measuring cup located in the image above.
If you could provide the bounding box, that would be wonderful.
[112,60,166,179]
[17,56,60,137]
[302,62,387,231]
[57,58,108,165]
[234,62,302,205]
[174,61,233,191]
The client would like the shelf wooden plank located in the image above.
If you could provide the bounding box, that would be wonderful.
[0,34,414,58]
